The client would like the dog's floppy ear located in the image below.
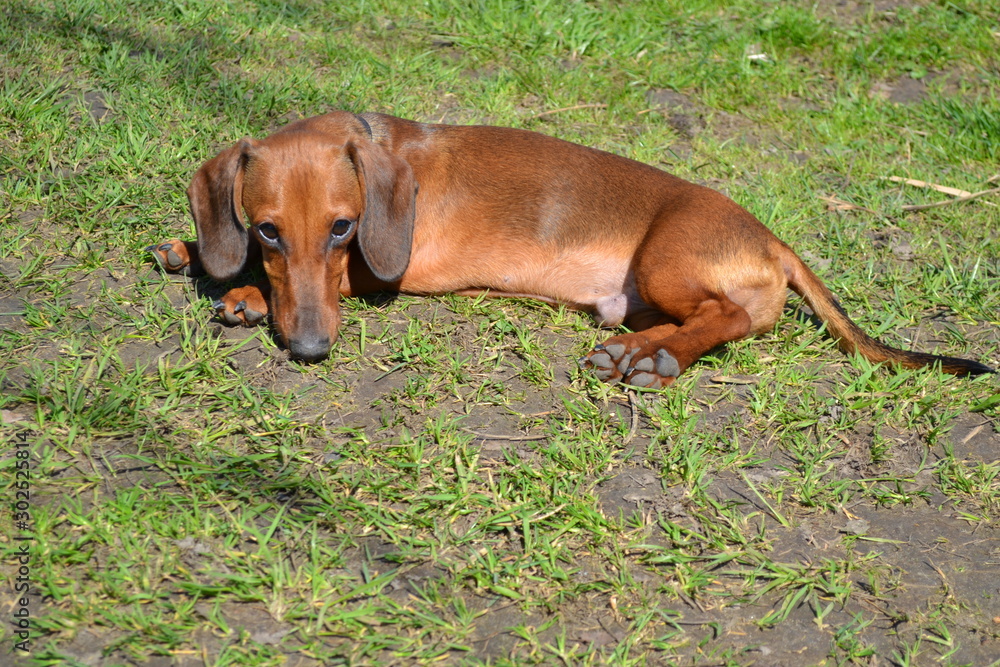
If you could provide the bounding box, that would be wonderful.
[187,139,255,281]
[347,139,417,283]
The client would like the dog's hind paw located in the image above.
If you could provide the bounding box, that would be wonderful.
[621,349,679,389]
[580,340,642,383]
[579,349,618,381]
[581,336,679,389]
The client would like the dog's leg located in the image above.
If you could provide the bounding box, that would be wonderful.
[148,240,270,326]
[147,239,204,276]
[211,280,271,326]
[583,293,752,388]
[581,311,678,383]
[148,234,261,279]
[582,200,789,388]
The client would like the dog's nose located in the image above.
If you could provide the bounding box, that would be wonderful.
[287,336,331,361]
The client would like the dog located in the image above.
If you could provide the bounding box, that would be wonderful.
[149,111,994,387]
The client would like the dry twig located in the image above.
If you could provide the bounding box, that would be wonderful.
[901,186,1000,212]
[623,390,640,444]
[820,195,876,214]
[886,176,972,198]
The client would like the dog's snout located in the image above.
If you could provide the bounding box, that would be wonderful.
[287,336,332,361]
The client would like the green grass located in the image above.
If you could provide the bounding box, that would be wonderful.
[2,0,1000,665]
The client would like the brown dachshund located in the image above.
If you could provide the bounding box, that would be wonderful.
[149,111,993,387]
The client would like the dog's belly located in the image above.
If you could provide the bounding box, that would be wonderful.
[399,246,643,326]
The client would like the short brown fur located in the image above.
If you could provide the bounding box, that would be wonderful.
[150,111,993,387]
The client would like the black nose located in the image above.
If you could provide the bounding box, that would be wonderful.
[288,336,331,361]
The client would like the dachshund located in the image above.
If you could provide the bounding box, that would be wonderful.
[149,111,994,387]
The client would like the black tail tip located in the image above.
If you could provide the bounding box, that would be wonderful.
[904,350,996,376]
[947,359,996,377]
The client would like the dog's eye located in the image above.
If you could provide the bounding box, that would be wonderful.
[256,223,279,243]
[330,219,355,238]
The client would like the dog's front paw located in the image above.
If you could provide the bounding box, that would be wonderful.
[212,285,269,326]
[147,239,202,275]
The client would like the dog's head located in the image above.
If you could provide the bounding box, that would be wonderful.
[187,112,417,361]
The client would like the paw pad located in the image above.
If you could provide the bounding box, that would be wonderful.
[581,340,680,389]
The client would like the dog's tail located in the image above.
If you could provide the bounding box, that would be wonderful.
[779,245,994,376]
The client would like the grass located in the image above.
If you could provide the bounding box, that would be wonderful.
[2,0,1000,665]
